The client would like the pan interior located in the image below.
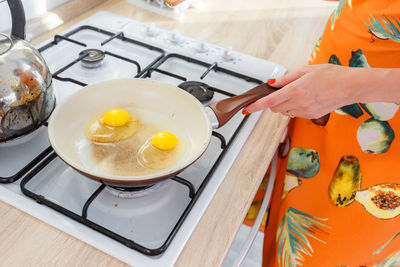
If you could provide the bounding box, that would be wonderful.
[48,79,212,181]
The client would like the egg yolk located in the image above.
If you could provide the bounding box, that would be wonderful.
[151,131,178,151]
[103,109,130,127]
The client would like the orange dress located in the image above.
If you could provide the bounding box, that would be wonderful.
[262,0,400,266]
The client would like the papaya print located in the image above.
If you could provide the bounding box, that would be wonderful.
[374,230,400,255]
[276,207,330,267]
[263,0,400,264]
[355,183,400,219]
[373,250,400,267]
[366,15,400,43]
[282,173,302,200]
[357,119,395,154]
[349,49,370,68]
[331,0,346,30]
[360,103,399,121]
[328,155,362,207]
[246,200,261,221]
[244,180,269,232]
[286,147,320,178]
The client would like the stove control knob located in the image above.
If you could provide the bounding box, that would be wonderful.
[144,23,159,37]
[221,46,236,61]
[171,30,183,44]
[194,40,209,53]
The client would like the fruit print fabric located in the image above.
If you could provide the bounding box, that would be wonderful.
[328,155,361,207]
[263,0,400,266]
[276,207,330,267]
[286,147,320,178]
[355,183,400,220]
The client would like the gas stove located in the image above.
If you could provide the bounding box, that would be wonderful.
[0,11,285,266]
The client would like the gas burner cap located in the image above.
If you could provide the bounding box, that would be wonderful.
[178,81,214,103]
[79,49,105,68]
[105,182,166,199]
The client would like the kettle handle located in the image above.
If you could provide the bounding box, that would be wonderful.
[7,0,26,40]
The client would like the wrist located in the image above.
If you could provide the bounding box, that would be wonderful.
[349,68,392,103]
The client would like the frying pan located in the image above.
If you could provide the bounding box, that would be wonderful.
[48,78,277,187]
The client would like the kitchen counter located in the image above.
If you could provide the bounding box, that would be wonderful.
[0,0,336,266]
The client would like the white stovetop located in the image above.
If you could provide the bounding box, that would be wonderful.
[0,11,285,266]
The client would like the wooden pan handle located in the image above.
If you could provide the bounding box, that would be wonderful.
[209,83,275,127]
[208,83,330,128]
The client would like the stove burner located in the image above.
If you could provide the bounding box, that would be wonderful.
[105,182,166,199]
[178,81,214,103]
[79,49,105,68]
[110,185,154,191]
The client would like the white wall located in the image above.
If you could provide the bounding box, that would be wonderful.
[0,0,70,32]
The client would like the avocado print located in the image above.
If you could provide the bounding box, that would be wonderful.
[311,113,330,126]
[357,118,395,154]
[349,49,370,67]
[328,54,364,118]
[328,155,361,207]
[360,102,399,121]
[328,54,342,65]
[335,104,364,118]
[348,50,399,121]
[282,173,302,200]
[287,147,320,178]
[355,183,400,219]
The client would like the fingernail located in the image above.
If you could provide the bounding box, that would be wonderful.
[242,109,250,115]
[268,78,276,84]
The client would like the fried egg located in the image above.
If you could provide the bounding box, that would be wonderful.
[151,131,178,151]
[90,123,187,176]
[84,109,139,143]
[138,132,184,170]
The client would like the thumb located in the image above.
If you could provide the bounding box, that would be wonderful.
[244,86,292,113]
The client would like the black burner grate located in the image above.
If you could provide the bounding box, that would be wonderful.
[18,25,263,256]
[0,145,52,184]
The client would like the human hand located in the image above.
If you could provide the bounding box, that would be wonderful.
[243,64,360,119]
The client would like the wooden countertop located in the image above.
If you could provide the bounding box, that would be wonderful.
[0,0,336,266]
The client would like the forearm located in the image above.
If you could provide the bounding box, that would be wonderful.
[244,64,400,119]
[351,67,400,103]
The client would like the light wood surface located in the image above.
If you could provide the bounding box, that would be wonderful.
[0,0,336,266]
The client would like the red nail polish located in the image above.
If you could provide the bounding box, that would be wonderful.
[268,78,276,84]
[242,109,250,115]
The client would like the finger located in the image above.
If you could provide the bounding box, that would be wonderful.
[270,99,295,114]
[244,87,293,113]
[269,68,308,88]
